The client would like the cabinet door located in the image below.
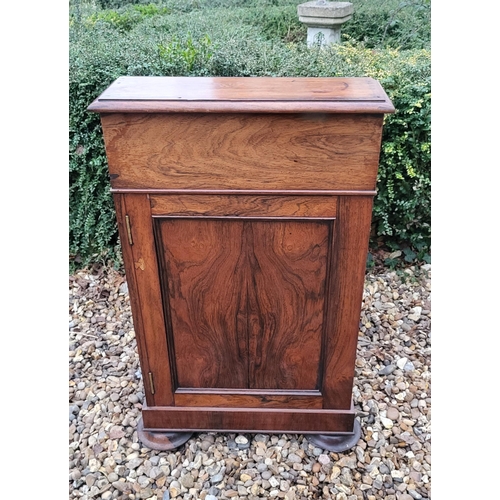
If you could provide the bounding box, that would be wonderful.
[116,193,371,411]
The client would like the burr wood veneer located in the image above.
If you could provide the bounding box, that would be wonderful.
[89,76,394,451]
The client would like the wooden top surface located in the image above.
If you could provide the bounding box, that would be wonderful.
[88,76,395,114]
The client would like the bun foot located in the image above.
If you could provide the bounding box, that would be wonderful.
[307,419,361,453]
[137,417,193,451]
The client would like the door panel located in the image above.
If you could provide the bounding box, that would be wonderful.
[248,221,329,390]
[156,219,249,388]
[155,216,332,393]
[150,194,337,218]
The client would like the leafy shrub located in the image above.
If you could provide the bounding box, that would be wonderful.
[158,34,213,73]
[243,5,306,43]
[377,72,430,262]
[69,1,430,269]
[132,3,170,16]
[344,0,430,50]
[94,0,144,8]
[83,3,170,32]
[86,9,140,31]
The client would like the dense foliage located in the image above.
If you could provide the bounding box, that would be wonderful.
[69,0,430,269]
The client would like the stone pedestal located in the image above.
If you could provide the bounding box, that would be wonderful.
[297,1,353,46]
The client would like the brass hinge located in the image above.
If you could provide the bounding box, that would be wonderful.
[125,215,133,245]
[148,372,155,395]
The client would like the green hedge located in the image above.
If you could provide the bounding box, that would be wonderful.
[69,2,430,268]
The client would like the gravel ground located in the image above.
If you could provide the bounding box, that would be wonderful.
[69,263,431,500]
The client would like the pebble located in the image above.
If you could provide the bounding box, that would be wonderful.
[380,416,393,429]
[404,361,416,372]
[180,473,194,488]
[287,453,302,463]
[128,394,139,404]
[387,407,399,420]
[69,264,431,500]
[254,434,269,443]
[211,472,224,484]
[408,489,422,499]
[397,357,408,369]
[378,364,396,375]
[330,466,341,479]
[201,440,212,451]
[169,480,181,497]
[270,477,280,488]
[127,458,143,469]
[337,456,357,469]
[408,307,422,321]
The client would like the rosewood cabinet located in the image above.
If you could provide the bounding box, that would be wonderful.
[88,76,394,451]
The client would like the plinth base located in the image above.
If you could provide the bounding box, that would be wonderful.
[306,419,361,452]
[138,401,360,451]
[137,417,193,451]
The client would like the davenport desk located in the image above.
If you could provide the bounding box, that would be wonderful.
[88,76,395,451]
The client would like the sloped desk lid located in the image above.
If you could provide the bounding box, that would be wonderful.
[88,76,395,114]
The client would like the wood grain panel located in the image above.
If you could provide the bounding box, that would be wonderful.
[322,196,374,409]
[142,404,355,433]
[174,392,322,409]
[150,194,337,218]
[93,76,388,102]
[113,194,155,406]
[156,217,331,392]
[100,113,383,191]
[93,99,395,114]
[247,221,329,390]
[156,219,249,388]
[88,76,395,114]
[117,194,175,406]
